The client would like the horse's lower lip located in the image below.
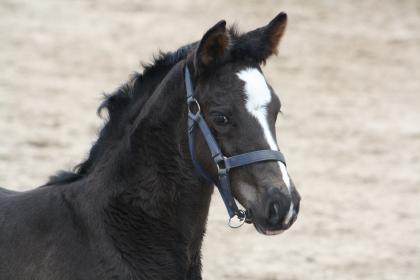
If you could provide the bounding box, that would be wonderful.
[254,223,286,235]
[264,229,284,235]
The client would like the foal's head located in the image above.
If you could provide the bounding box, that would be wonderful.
[189,13,300,235]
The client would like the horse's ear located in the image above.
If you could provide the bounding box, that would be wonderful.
[234,12,288,63]
[195,20,229,72]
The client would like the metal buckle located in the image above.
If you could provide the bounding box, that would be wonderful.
[228,209,246,228]
[215,156,228,175]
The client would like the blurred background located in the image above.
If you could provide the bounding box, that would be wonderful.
[1,0,419,279]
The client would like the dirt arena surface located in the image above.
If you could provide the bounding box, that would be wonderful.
[1,0,419,279]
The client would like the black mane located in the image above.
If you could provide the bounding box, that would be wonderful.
[46,26,262,186]
[47,43,197,185]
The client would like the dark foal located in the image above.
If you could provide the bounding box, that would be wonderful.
[0,12,300,279]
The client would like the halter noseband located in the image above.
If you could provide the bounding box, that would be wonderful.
[184,66,287,228]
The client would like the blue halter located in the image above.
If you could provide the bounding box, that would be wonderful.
[184,66,286,227]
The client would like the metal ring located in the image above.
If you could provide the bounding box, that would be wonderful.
[228,210,246,228]
[187,98,201,115]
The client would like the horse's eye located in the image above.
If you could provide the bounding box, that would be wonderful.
[212,114,229,126]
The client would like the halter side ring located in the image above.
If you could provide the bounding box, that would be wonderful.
[228,209,246,228]
[187,98,201,116]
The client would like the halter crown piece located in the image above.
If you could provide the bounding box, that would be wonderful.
[184,66,287,228]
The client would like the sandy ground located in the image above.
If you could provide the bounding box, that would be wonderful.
[1,0,419,279]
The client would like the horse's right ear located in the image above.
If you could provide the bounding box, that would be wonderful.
[194,20,229,73]
[232,12,287,64]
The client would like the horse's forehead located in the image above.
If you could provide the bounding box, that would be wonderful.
[236,68,272,110]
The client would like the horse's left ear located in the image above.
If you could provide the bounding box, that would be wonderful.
[234,12,288,63]
[195,20,229,73]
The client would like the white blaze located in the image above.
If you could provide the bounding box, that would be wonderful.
[236,68,291,191]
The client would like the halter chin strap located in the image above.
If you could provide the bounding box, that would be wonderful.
[184,66,287,227]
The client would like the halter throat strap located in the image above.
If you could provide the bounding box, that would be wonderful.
[184,66,287,225]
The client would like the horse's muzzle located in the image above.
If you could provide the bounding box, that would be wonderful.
[249,186,300,235]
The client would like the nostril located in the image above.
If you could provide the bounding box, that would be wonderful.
[268,202,281,226]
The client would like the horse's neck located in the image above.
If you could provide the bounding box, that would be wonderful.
[89,62,213,262]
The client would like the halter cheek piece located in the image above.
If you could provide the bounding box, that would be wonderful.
[184,66,287,228]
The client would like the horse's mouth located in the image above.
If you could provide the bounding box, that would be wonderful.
[247,208,298,236]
